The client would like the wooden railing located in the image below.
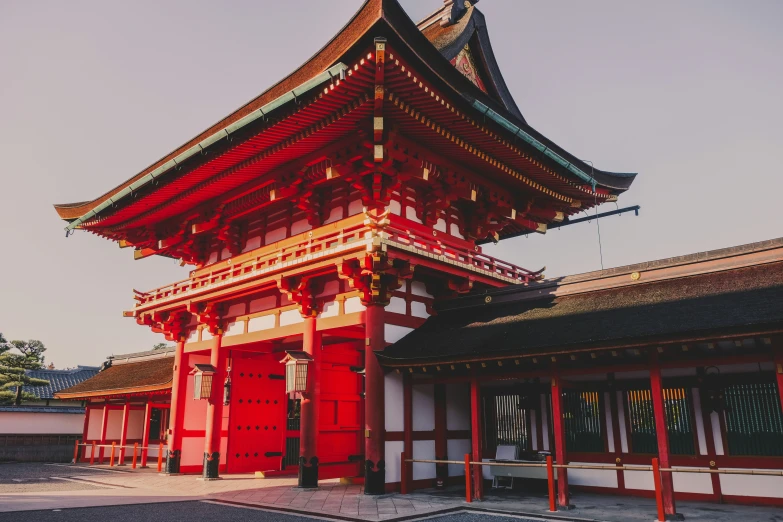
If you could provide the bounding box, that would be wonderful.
[132,214,541,310]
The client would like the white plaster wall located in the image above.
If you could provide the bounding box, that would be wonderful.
[604,392,615,453]
[710,412,725,455]
[321,301,339,318]
[186,329,199,344]
[279,309,304,327]
[412,384,435,432]
[243,235,261,252]
[720,470,783,498]
[344,297,365,314]
[86,410,102,439]
[290,219,311,235]
[568,462,618,488]
[385,373,404,431]
[324,206,344,224]
[446,383,470,431]
[624,470,654,491]
[387,296,406,315]
[412,440,436,480]
[691,388,708,455]
[385,440,404,483]
[617,391,629,453]
[264,227,286,244]
[405,206,422,224]
[410,281,432,298]
[248,315,275,332]
[434,218,446,232]
[410,301,429,319]
[348,198,364,216]
[224,321,243,337]
[385,324,413,344]
[249,296,276,313]
[0,412,85,435]
[105,409,124,439]
[672,467,713,494]
[127,409,145,440]
[447,439,470,476]
[540,394,550,451]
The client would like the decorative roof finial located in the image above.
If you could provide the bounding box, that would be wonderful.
[440,0,478,28]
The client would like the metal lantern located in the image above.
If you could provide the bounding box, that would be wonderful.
[280,351,313,394]
[191,364,216,400]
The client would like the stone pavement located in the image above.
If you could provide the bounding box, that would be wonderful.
[2,464,783,521]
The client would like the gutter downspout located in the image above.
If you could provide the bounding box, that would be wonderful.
[66,63,349,232]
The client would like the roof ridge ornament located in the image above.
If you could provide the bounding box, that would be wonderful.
[440,0,478,28]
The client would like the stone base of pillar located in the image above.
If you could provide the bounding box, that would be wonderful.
[364,459,385,495]
[665,514,685,521]
[202,451,220,480]
[557,504,576,511]
[298,456,319,488]
[165,449,181,475]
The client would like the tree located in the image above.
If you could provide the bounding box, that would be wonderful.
[153,342,172,350]
[0,335,49,406]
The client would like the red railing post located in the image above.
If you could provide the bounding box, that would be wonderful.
[109,442,116,467]
[464,454,471,503]
[652,458,665,522]
[132,443,138,469]
[73,440,80,463]
[547,456,557,512]
[90,442,96,465]
[157,443,164,472]
[400,452,408,494]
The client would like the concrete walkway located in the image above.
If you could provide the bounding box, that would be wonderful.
[2,464,782,521]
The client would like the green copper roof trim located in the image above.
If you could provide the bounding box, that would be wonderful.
[65,63,349,232]
[469,99,597,188]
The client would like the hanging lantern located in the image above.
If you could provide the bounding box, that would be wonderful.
[191,364,216,400]
[280,351,313,394]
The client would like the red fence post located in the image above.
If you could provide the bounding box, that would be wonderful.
[547,456,557,512]
[73,440,80,463]
[109,442,116,467]
[400,452,408,494]
[652,458,665,522]
[464,454,471,503]
[90,442,96,465]
[157,443,164,472]
[132,443,138,469]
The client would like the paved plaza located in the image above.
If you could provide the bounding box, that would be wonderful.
[1,463,782,521]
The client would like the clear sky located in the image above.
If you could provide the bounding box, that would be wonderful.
[1,0,781,368]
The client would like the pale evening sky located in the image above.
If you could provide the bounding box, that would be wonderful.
[1,1,781,368]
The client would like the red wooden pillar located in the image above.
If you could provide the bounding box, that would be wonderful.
[364,303,386,495]
[166,338,188,474]
[299,315,321,488]
[403,372,413,489]
[118,401,130,464]
[434,383,448,487]
[469,377,484,501]
[80,404,91,462]
[203,332,226,479]
[98,402,109,463]
[141,402,152,467]
[550,375,571,509]
[774,346,783,416]
[650,357,679,519]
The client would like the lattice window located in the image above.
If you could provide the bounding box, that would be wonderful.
[484,393,529,456]
[625,388,695,455]
[724,382,783,457]
[563,391,604,453]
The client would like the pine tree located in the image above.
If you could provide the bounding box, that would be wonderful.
[0,334,49,406]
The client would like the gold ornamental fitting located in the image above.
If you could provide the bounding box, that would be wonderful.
[709,460,716,467]
[615,458,622,464]
[630,271,641,281]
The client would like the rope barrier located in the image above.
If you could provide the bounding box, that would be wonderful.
[401,454,783,521]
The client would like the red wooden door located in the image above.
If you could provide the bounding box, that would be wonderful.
[227,353,286,473]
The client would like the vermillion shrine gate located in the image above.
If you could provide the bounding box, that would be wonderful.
[56,2,783,512]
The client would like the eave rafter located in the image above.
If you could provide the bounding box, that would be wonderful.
[384,50,618,203]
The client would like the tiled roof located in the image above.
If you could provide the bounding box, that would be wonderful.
[56,357,174,399]
[20,366,100,399]
[379,260,783,365]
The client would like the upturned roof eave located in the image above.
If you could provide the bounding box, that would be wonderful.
[55,0,636,230]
